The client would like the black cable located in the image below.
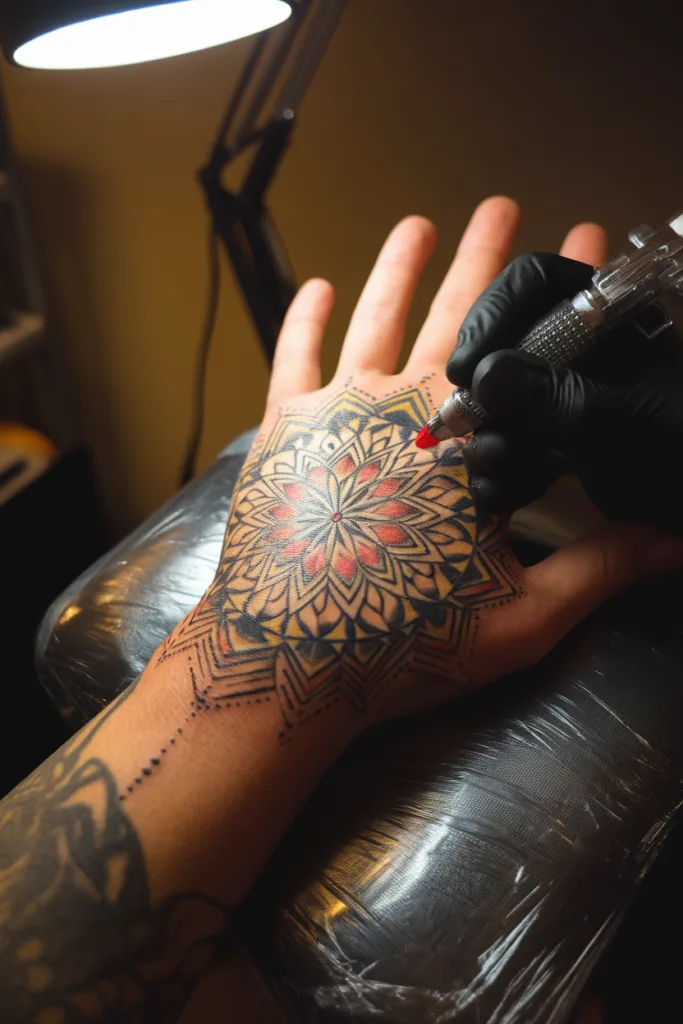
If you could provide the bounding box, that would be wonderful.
[179,225,221,487]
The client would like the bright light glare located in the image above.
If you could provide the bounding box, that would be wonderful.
[14,0,291,70]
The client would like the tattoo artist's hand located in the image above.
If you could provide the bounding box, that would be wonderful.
[198,200,683,732]
[446,249,683,534]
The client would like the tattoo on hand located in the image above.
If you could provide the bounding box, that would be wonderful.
[0,679,231,1023]
[0,386,522,1020]
[160,384,522,736]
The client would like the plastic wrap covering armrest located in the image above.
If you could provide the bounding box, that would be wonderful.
[35,430,258,726]
[243,574,683,1023]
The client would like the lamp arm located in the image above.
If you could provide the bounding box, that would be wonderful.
[199,115,296,362]
[198,0,346,364]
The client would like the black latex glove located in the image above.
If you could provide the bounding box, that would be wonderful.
[446,252,683,535]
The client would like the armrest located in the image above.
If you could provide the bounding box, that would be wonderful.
[244,576,683,1021]
[35,430,257,726]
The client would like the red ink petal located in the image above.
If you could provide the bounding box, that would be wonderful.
[336,456,355,477]
[283,539,311,558]
[334,553,357,582]
[304,547,326,577]
[372,479,400,497]
[415,426,440,449]
[284,483,306,500]
[308,466,328,486]
[357,543,381,567]
[358,462,380,483]
[375,524,409,545]
[272,504,295,520]
[377,501,413,518]
[270,525,296,542]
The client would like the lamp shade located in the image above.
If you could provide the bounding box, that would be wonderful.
[0,0,292,70]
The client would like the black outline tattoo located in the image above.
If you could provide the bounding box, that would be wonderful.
[0,679,231,1022]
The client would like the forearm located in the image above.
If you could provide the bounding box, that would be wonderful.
[0,622,357,1022]
[107,643,356,903]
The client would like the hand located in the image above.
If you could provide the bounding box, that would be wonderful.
[446,249,683,534]
[172,201,683,735]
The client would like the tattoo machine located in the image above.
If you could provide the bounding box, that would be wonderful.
[416,210,683,447]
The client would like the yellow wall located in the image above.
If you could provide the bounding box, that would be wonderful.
[3,1,683,532]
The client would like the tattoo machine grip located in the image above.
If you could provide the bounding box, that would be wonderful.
[438,299,602,436]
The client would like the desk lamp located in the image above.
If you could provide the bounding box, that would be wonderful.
[0,1,347,479]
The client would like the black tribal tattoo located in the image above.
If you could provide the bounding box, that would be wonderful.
[159,385,523,735]
[0,678,231,1023]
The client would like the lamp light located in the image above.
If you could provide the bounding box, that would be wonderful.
[0,1,292,70]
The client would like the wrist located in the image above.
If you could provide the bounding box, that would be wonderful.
[151,599,365,748]
[114,632,360,902]
[148,655,361,761]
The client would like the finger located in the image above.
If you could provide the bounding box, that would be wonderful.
[472,349,615,442]
[447,253,595,387]
[521,524,683,661]
[266,278,335,409]
[559,221,608,266]
[470,465,561,517]
[335,216,437,377]
[405,196,521,373]
[464,428,563,513]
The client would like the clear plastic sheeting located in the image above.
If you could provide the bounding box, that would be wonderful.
[246,605,683,1023]
[35,431,258,726]
[34,431,683,1023]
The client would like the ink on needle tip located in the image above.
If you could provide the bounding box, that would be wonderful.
[415,426,440,449]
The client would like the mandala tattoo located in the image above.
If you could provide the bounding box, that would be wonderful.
[160,386,522,733]
[0,679,231,1023]
[0,387,522,1018]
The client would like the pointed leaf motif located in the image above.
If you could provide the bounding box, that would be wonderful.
[358,462,380,483]
[376,501,414,518]
[357,542,382,568]
[272,504,295,520]
[304,547,326,578]
[336,455,355,477]
[334,550,357,582]
[374,524,410,545]
[284,483,306,501]
[371,479,400,498]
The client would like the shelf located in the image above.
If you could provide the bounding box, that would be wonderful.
[0,311,45,367]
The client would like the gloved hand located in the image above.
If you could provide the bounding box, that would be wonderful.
[446,252,683,534]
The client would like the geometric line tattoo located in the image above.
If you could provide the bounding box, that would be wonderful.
[159,385,523,737]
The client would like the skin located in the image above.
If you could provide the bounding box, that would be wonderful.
[1,198,679,1024]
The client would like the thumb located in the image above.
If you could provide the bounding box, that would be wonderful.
[471,349,613,444]
[522,524,683,659]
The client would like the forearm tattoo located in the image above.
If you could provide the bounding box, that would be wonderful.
[0,384,522,1019]
[0,679,231,1023]
[160,384,522,736]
